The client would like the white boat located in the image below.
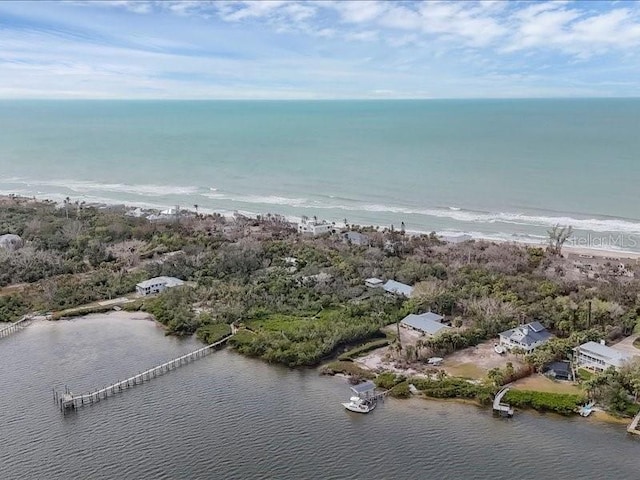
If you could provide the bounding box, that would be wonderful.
[494,343,506,354]
[342,396,376,414]
[579,401,595,417]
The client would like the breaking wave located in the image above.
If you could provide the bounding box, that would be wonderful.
[3,176,640,236]
[1,178,200,197]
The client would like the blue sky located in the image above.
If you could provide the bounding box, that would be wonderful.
[1,0,639,99]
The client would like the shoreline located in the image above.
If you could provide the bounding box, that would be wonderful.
[3,193,640,261]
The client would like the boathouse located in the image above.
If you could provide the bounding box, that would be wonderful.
[350,381,376,399]
[135,276,185,296]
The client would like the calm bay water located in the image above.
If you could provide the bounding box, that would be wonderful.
[1,99,640,250]
[0,314,637,479]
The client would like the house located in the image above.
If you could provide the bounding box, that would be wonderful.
[365,277,384,288]
[544,361,572,381]
[499,321,552,353]
[383,280,414,297]
[0,234,23,251]
[573,341,635,372]
[400,312,450,337]
[440,233,473,244]
[135,276,185,296]
[297,217,332,236]
[342,231,370,246]
[283,257,298,273]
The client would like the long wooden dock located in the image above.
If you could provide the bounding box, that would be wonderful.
[0,315,33,339]
[55,335,232,412]
[627,411,640,435]
[493,387,514,417]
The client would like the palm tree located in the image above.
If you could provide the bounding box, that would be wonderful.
[64,196,70,219]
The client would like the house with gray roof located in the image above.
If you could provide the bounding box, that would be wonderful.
[342,231,370,246]
[400,312,450,337]
[136,276,185,296]
[573,341,636,372]
[383,280,414,297]
[499,321,552,353]
[0,234,23,251]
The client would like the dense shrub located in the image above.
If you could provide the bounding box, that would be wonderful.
[504,389,586,416]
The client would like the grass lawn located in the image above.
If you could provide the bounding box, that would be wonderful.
[511,374,583,395]
[577,368,594,381]
[444,362,486,380]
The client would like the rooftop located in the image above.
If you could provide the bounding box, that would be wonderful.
[383,280,414,297]
[136,276,185,289]
[575,341,635,367]
[500,322,551,346]
[401,313,450,336]
[350,381,376,395]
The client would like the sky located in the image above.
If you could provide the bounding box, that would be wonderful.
[0,0,639,99]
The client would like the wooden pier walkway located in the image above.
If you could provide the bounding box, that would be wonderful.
[0,315,33,340]
[627,411,640,435]
[493,387,514,417]
[55,335,232,412]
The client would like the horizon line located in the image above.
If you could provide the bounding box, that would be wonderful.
[0,96,638,101]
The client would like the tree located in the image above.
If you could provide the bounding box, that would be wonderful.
[487,367,505,387]
[547,224,573,256]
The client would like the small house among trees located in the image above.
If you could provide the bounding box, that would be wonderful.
[0,234,24,251]
[136,276,185,296]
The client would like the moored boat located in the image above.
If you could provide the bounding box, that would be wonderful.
[342,396,376,414]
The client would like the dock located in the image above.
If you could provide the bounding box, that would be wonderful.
[493,387,514,417]
[0,315,33,339]
[627,411,640,435]
[55,335,232,412]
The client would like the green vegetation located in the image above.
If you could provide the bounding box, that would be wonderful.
[229,304,397,367]
[389,381,411,398]
[142,287,199,336]
[504,389,586,416]
[374,372,405,390]
[2,196,640,415]
[196,323,231,344]
[582,361,640,417]
[319,361,375,380]
[578,368,594,381]
[338,337,390,361]
[409,375,494,405]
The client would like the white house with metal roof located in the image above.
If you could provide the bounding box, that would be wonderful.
[400,312,450,337]
[498,321,552,353]
[0,234,23,251]
[383,280,414,297]
[297,218,332,236]
[135,276,185,296]
[573,341,636,372]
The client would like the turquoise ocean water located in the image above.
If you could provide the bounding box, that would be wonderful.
[0,99,639,250]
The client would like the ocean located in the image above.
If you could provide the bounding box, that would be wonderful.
[1,99,639,251]
[0,314,638,480]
